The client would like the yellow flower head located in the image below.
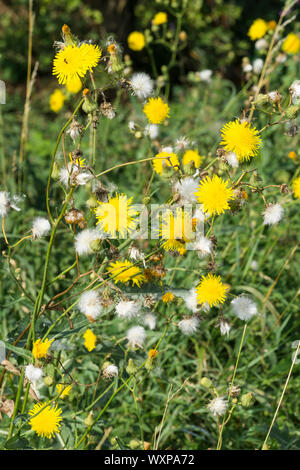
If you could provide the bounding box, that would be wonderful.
[195,175,234,216]
[148,349,158,359]
[288,151,297,160]
[56,384,71,398]
[143,97,170,124]
[83,329,97,352]
[153,151,179,175]
[182,149,203,168]
[268,20,276,31]
[248,19,268,41]
[160,208,195,255]
[49,89,65,113]
[28,402,62,439]
[162,292,175,303]
[292,176,300,199]
[32,338,54,359]
[220,120,261,162]
[66,75,82,93]
[53,44,101,85]
[196,273,228,307]
[153,12,168,25]
[282,33,300,54]
[95,193,138,238]
[108,259,145,287]
[128,31,145,51]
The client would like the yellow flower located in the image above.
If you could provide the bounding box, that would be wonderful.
[108,259,145,287]
[148,349,158,359]
[32,338,54,359]
[49,89,65,113]
[292,176,300,199]
[160,208,194,255]
[268,20,276,30]
[66,75,82,93]
[288,151,297,160]
[220,120,261,162]
[83,329,97,351]
[52,44,101,85]
[195,175,234,216]
[143,97,170,124]
[56,384,71,398]
[248,19,268,41]
[95,193,138,238]
[282,33,300,54]
[182,149,203,168]
[127,31,145,51]
[196,273,228,307]
[28,402,62,439]
[153,12,167,25]
[153,151,179,175]
[162,292,175,303]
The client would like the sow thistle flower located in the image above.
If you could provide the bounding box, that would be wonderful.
[95,193,138,238]
[282,33,300,54]
[182,149,203,168]
[28,402,62,439]
[52,43,101,85]
[56,384,71,398]
[153,151,179,175]
[292,176,300,199]
[143,97,170,124]
[108,259,145,287]
[248,19,267,41]
[49,89,65,112]
[195,175,234,216]
[196,274,228,307]
[160,208,195,255]
[220,120,261,162]
[127,31,145,51]
[32,338,54,359]
[66,75,82,93]
[152,12,167,25]
[83,328,96,351]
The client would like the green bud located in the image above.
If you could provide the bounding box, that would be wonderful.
[175,296,184,306]
[200,377,212,389]
[51,162,60,180]
[142,196,151,205]
[285,105,300,119]
[90,238,101,252]
[82,97,98,114]
[183,162,195,176]
[144,357,153,371]
[84,412,94,427]
[86,195,98,209]
[254,94,270,106]
[44,376,53,386]
[126,358,138,375]
[241,392,255,408]
[129,439,141,450]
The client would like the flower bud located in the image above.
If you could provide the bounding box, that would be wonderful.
[126,358,138,375]
[84,412,94,427]
[241,392,255,408]
[285,105,300,120]
[44,376,53,386]
[200,377,212,389]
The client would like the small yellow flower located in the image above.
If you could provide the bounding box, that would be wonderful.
[195,175,234,216]
[248,19,268,41]
[153,151,179,175]
[66,75,82,93]
[268,20,276,31]
[162,292,175,303]
[153,12,167,25]
[53,44,101,85]
[83,329,97,351]
[196,273,228,307]
[49,89,65,113]
[182,149,203,168]
[28,402,62,439]
[56,384,71,398]
[108,259,145,287]
[220,120,261,162]
[32,338,54,359]
[148,349,158,359]
[292,176,300,199]
[127,31,145,51]
[288,151,297,160]
[95,193,138,238]
[143,97,170,124]
[160,207,194,255]
[282,33,300,54]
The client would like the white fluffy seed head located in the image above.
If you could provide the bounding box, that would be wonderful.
[194,236,212,257]
[174,177,199,204]
[78,290,102,320]
[144,124,159,139]
[131,72,153,99]
[198,69,212,82]
[255,38,268,50]
[0,191,9,218]
[75,229,100,256]
[103,364,118,378]
[253,58,264,74]
[263,203,284,225]
[184,289,199,314]
[126,325,146,348]
[25,364,43,383]
[178,316,200,335]
[226,151,239,168]
[290,80,300,104]
[219,319,231,336]
[115,300,140,320]
[231,295,257,321]
[144,312,156,330]
[32,217,51,239]
[207,397,227,416]
[175,137,190,151]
